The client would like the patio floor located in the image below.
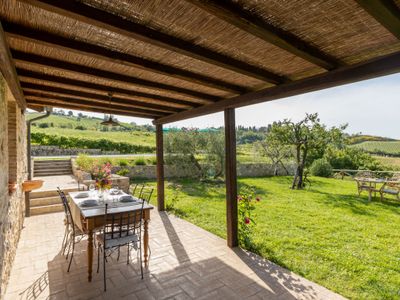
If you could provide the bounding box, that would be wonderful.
[5,210,345,300]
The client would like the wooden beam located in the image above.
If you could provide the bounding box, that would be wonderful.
[156,124,165,211]
[154,50,400,124]
[12,49,220,102]
[187,0,343,70]
[17,68,204,107]
[18,0,287,84]
[27,98,154,118]
[4,22,247,94]
[21,82,180,113]
[356,0,400,40]
[0,22,25,108]
[24,92,165,117]
[224,108,238,248]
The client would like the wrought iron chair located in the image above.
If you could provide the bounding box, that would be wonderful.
[129,183,144,198]
[96,198,146,291]
[57,188,85,272]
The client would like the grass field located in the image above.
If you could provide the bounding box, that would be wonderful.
[374,156,400,170]
[139,176,400,299]
[351,141,400,156]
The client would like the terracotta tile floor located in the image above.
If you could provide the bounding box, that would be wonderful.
[5,210,346,299]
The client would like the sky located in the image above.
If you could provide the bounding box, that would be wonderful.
[52,73,400,139]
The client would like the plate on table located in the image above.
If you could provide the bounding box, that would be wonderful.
[119,195,137,203]
[79,199,99,207]
[75,192,90,199]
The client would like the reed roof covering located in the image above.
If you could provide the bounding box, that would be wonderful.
[1,0,400,123]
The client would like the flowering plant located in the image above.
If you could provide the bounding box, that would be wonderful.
[91,163,112,190]
[238,186,261,249]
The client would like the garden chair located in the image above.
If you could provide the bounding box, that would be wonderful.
[379,180,400,201]
[57,188,85,272]
[129,183,144,198]
[96,200,146,291]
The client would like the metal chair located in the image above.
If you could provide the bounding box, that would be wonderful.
[57,188,84,272]
[96,199,146,291]
[129,183,144,198]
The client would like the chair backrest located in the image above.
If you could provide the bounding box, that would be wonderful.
[103,200,145,246]
[129,183,144,198]
[57,188,76,234]
[138,186,154,205]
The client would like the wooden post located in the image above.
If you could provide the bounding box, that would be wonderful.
[156,124,165,211]
[224,108,238,247]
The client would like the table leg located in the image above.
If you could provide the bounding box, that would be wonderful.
[87,229,94,282]
[143,219,149,265]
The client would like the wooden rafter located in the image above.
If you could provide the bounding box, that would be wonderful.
[3,22,248,94]
[21,82,181,113]
[186,0,343,70]
[0,22,25,108]
[27,98,155,118]
[17,68,204,108]
[25,92,165,117]
[355,0,400,40]
[11,49,220,101]
[154,50,400,124]
[18,0,287,84]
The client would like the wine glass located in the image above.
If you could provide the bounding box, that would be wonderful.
[89,183,96,196]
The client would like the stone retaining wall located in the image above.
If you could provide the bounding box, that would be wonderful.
[31,145,120,156]
[72,158,295,180]
[0,75,28,297]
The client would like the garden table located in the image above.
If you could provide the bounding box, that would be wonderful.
[68,191,153,282]
[354,177,397,201]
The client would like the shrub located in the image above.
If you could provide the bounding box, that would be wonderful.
[75,125,87,130]
[238,186,261,250]
[310,159,333,177]
[38,123,49,128]
[148,157,157,165]
[134,157,146,165]
[324,146,382,171]
[76,153,95,172]
[116,168,130,176]
[117,158,129,166]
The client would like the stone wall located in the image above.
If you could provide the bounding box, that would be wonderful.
[73,162,295,180]
[0,75,27,297]
[31,145,120,156]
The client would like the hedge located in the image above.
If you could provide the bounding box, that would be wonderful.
[31,132,155,154]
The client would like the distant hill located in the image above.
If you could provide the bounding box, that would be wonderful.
[27,112,156,151]
[347,134,397,145]
[351,141,400,157]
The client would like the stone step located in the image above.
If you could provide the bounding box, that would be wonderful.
[34,169,72,173]
[34,164,72,169]
[30,203,64,216]
[30,187,79,199]
[34,160,71,164]
[33,171,73,176]
[30,196,61,207]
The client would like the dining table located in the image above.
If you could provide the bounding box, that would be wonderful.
[68,190,154,282]
[354,177,398,201]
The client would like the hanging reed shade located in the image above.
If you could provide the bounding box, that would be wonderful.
[100,93,121,127]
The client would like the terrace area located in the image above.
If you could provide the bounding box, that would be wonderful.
[5,209,344,300]
[1,0,400,299]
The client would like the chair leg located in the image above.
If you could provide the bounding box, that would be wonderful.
[127,243,130,265]
[67,239,75,272]
[117,246,120,261]
[103,248,107,291]
[61,225,68,254]
[139,241,143,279]
[65,233,72,260]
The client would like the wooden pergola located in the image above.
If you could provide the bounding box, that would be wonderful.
[1,0,400,247]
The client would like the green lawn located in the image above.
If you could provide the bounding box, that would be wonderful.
[139,176,400,299]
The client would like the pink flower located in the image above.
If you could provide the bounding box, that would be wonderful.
[244,217,250,224]
[256,197,260,202]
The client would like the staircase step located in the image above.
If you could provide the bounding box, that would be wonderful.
[30,203,64,216]
[30,196,61,207]
[34,160,71,163]
[34,169,72,173]
[30,188,79,199]
[34,171,72,176]
[34,164,72,169]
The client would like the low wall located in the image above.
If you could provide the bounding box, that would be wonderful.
[31,145,120,156]
[112,163,295,179]
[72,158,295,180]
